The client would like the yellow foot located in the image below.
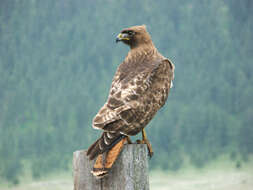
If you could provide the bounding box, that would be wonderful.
[144,140,154,158]
[136,129,154,158]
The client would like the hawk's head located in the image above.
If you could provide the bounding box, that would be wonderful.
[116,25,152,48]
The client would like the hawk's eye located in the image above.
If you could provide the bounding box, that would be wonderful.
[127,31,134,35]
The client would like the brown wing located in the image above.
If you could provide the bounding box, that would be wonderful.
[93,69,152,132]
[92,58,174,136]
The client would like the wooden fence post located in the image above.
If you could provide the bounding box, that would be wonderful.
[73,144,149,190]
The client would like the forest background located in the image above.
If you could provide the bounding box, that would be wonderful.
[0,0,252,184]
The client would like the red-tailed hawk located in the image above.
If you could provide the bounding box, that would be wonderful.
[87,25,175,177]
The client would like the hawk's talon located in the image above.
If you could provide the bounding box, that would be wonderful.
[141,129,154,159]
[127,136,132,144]
[148,150,154,158]
[135,130,154,158]
[144,140,154,158]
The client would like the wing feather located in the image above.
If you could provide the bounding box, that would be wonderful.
[92,57,174,136]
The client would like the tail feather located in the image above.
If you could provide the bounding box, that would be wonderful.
[87,131,125,160]
[92,137,127,178]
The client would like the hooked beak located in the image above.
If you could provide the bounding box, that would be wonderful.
[116,33,130,43]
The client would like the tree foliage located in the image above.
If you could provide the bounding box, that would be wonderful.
[0,0,252,183]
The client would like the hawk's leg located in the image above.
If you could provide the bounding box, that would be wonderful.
[140,129,154,158]
[127,136,132,144]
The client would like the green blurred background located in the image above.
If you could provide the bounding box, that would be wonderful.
[0,0,252,186]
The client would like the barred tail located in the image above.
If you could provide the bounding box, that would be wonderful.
[91,137,127,178]
[87,131,125,160]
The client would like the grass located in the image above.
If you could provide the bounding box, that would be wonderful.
[150,167,253,190]
[1,157,253,190]
[150,155,253,190]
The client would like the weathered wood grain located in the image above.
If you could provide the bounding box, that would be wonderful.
[73,144,149,190]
